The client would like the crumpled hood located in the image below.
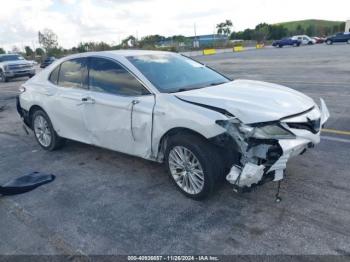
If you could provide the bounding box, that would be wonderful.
[176,79,316,124]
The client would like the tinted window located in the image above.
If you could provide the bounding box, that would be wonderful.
[89,57,149,96]
[49,65,60,84]
[127,54,230,93]
[58,58,86,88]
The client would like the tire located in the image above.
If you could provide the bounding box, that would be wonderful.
[278,44,283,48]
[29,74,35,79]
[293,43,297,47]
[347,39,350,44]
[326,40,332,45]
[0,70,8,82]
[165,133,224,200]
[32,109,65,151]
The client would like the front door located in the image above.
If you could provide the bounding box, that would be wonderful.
[49,57,91,144]
[82,57,155,158]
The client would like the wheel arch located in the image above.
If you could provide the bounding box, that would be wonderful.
[28,105,48,128]
[155,127,209,162]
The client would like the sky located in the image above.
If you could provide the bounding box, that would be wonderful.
[0,0,349,51]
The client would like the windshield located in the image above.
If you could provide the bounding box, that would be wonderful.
[127,54,230,93]
[0,55,25,62]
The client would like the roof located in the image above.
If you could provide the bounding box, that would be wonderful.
[98,49,173,57]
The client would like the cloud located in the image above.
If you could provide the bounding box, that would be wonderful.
[0,0,349,51]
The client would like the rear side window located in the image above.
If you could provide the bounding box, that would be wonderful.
[88,57,149,96]
[58,58,87,88]
[49,66,60,84]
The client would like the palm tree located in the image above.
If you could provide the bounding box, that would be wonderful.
[216,20,233,36]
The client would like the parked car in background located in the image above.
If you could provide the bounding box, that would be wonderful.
[325,32,350,45]
[40,56,56,68]
[312,37,325,44]
[292,35,316,45]
[17,50,330,199]
[0,54,36,82]
[272,37,301,48]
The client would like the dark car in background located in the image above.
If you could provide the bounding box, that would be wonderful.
[272,37,301,48]
[40,56,56,68]
[326,32,350,45]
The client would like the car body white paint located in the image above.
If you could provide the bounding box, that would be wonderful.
[292,35,317,45]
[18,50,329,189]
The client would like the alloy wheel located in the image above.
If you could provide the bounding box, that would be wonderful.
[168,146,205,195]
[34,115,52,147]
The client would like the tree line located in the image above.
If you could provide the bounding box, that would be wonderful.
[0,21,346,58]
[230,22,346,42]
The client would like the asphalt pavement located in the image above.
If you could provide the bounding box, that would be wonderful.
[0,44,349,256]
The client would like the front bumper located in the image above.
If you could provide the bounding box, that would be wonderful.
[226,99,330,190]
[16,96,31,128]
[5,68,35,78]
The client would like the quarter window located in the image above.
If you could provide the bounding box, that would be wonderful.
[58,58,87,88]
[88,57,149,96]
[49,65,60,84]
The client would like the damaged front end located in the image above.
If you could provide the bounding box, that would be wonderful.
[214,99,330,192]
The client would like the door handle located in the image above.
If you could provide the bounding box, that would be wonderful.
[82,97,95,103]
[77,96,95,106]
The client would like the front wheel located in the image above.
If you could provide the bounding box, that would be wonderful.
[0,71,8,82]
[165,134,223,200]
[32,110,65,151]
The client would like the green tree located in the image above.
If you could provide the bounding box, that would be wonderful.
[269,25,288,40]
[254,23,270,42]
[24,46,34,56]
[295,24,304,35]
[216,19,233,36]
[38,29,58,53]
[306,25,316,36]
[139,35,165,47]
[121,35,138,47]
[0,47,5,54]
[35,47,45,56]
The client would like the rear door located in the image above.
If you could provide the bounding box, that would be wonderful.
[82,56,155,158]
[49,57,91,143]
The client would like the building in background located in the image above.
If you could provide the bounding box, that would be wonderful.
[189,34,228,48]
[345,20,350,32]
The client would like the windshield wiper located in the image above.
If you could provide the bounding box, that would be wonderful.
[169,87,204,93]
[209,82,227,86]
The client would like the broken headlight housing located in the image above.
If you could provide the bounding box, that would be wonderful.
[216,118,295,139]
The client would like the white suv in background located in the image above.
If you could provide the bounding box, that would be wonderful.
[292,35,316,45]
[17,50,329,199]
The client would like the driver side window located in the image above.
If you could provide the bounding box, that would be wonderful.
[88,57,150,96]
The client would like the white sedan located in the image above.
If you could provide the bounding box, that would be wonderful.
[17,50,329,199]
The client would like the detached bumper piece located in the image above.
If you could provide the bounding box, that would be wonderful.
[0,172,55,196]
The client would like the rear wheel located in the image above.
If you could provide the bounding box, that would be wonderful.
[278,44,283,48]
[165,133,223,200]
[326,40,332,45]
[32,109,65,151]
